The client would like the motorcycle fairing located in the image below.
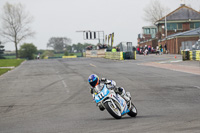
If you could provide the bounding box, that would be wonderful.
[115,94,130,115]
[94,85,110,103]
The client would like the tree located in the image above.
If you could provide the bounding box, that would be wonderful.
[0,2,35,59]
[143,0,170,24]
[19,43,37,60]
[0,42,5,59]
[47,37,71,52]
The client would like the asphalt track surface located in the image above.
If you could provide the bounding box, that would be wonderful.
[0,55,200,133]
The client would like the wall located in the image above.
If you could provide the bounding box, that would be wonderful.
[105,52,123,60]
[138,39,158,49]
[86,49,106,58]
[158,36,199,54]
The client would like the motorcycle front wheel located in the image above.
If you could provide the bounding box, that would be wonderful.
[104,101,122,119]
[127,102,137,117]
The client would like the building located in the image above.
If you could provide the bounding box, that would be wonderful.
[137,26,158,49]
[159,27,200,54]
[138,4,200,54]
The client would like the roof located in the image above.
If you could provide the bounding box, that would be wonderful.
[156,5,200,23]
[162,27,200,41]
[142,26,157,29]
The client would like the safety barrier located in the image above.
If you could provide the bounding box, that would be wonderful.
[62,56,77,58]
[86,49,106,58]
[83,52,86,57]
[105,52,123,60]
[182,50,200,61]
[196,50,200,61]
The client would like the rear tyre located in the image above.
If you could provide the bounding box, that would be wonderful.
[127,103,137,117]
[104,101,121,119]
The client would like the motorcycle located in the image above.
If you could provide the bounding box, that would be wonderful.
[94,84,137,119]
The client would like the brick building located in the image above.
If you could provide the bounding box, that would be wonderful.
[137,26,158,49]
[138,4,200,54]
[158,28,200,54]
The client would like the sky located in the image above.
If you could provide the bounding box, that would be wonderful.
[0,0,200,51]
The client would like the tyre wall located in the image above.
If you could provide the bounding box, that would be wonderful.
[182,50,200,61]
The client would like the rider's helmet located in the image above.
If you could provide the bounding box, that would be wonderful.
[88,74,99,87]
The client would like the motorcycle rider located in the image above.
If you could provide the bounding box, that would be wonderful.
[88,74,131,111]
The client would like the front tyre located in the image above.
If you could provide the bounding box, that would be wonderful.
[104,101,121,119]
[127,103,137,117]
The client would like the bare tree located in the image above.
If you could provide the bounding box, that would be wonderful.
[143,0,170,25]
[47,37,72,52]
[0,2,35,58]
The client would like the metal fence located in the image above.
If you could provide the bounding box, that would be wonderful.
[119,42,133,52]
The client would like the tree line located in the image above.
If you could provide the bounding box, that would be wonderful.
[46,37,95,52]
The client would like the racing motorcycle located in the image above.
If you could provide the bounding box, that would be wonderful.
[94,84,137,119]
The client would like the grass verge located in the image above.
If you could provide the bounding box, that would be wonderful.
[0,68,11,76]
[0,59,25,67]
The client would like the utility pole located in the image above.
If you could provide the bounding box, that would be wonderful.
[165,16,167,39]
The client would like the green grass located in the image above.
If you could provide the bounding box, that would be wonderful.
[0,59,25,67]
[0,68,11,75]
[54,53,64,57]
[73,53,82,57]
[3,55,16,59]
[54,53,83,57]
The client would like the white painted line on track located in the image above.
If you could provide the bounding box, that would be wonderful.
[194,86,200,89]
[90,63,96,67]
[57,75,69,92]
[158,60,182,64]
[170,60,182,63]
[62,80,67,88]
[58,75,62,80]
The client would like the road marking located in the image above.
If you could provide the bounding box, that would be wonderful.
[58,75,62,80]
[194,86,200,89]
[57,75,69,92]
[158,60,182,64]
[62,80,67,88]
[90,63,96,67]
[169,60,182,63]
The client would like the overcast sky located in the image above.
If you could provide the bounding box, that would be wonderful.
[0,0,200,51]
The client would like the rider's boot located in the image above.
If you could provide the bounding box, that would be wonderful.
[98,104,105,111]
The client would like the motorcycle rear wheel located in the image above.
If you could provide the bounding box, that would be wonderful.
[104,101,122,119]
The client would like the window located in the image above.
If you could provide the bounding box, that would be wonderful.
[167,23,182,30]
[190,23,194,29]
[159,25,162,32]
[144,28,150,34]
[190,22,200,29]
[177,23,182,30]
[195,23,200,28]
[167,23,177,30]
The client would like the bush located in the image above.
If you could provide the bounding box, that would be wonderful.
[41,50,54,59]
[64,51,69,56]
[19,43,37,60]
[69,53,74,56]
